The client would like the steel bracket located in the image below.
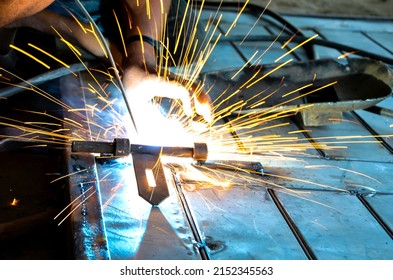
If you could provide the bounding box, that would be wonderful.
[132,153,170,205]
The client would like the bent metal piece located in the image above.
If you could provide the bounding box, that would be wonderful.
[206,58,393,126]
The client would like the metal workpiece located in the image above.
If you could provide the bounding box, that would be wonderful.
[192,142,209,162]
[132,153,170,205]
[59,74,110,260]
[95,161,202,260]
[66,152,110,260]
[71,138,130,157]
[206,58,393,126]
[72,139,208,163]
[131,142,208,162]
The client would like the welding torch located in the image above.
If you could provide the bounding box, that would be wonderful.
[71,138,208,163]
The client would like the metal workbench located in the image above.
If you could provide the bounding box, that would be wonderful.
[93,3,393,260]
[0,2,392,260]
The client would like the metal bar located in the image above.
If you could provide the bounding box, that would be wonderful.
[132,153,170,205]
[72,140,116,154]
[357,195,393,240]
[72,140,208,162]
[172,169,210,260]
[290,116,327,158]
[131,144,194,158]
[65,149,110,259]
[267,188,317,260]
[61,73,110,259]
[222,116,247,152]
[353,111,393,154]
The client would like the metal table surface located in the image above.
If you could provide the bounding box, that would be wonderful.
[65,3,392,259]
[1,2,392,260]
[65,3,393,260]
[196,4,393,260]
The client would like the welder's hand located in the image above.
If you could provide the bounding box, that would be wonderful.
[122,66,212,123]
[4,9,124,65]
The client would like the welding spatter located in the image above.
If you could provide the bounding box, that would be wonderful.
[71,139,208,163]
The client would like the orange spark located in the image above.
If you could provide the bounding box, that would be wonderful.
[231,50,259,80]
[241,0,272,44]
[28,43,76,76]
[63,6,87,34]
[113,9,128,57]
[338,51,358,59]
[9,44,50,69]
[328,118,361,125]
[288,130,312,134]
[274,34,319,62]
[281,30,300,49]
[11,198,19,206]
[246,59,293,89]
[274,81,338,108]
[281,83,313,98]
[225,0,249,36]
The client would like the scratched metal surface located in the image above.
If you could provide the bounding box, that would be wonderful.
[179,3,393,259]
[64,3,393,259]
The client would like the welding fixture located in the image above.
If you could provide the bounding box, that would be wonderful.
[72,139,208,205]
